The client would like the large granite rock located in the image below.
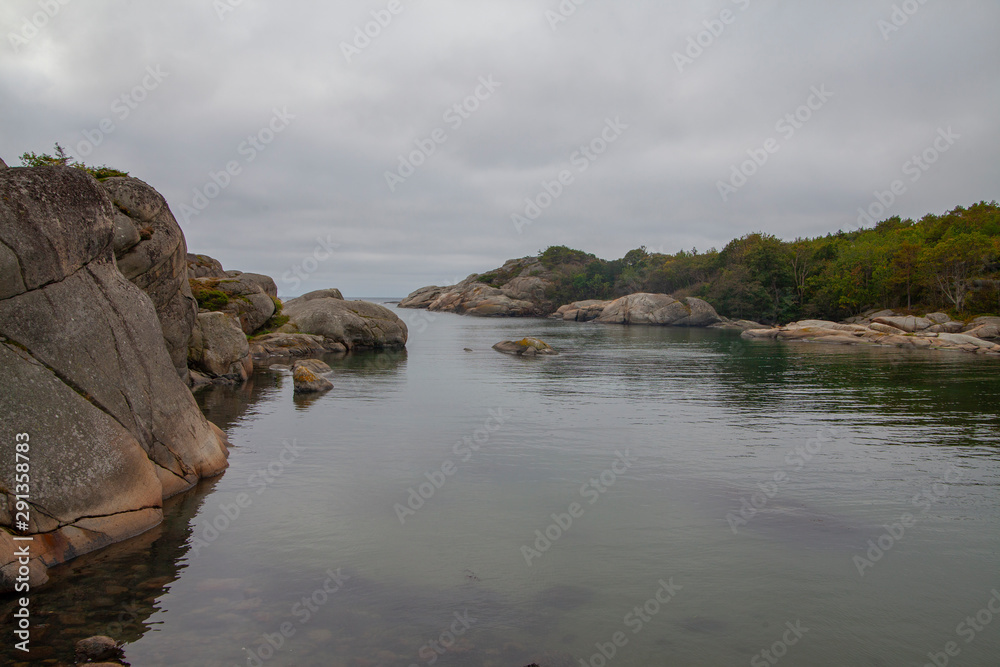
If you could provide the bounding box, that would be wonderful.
[280,292,407,350]
[597,293,722,327]
[227,270,278,299]
[188,312,253,382]
[187,253,226,278]
[554,300,613,322]
[0,167,229,590]
[872,315,934,333]
[400,285,445,309]
[190,275,275,335]
[101,177,198,382]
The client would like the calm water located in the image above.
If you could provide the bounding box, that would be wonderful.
[5,306,1000,666]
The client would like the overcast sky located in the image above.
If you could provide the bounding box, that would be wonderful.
[2,0,998,297]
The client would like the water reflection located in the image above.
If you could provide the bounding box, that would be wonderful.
[0,482,218,665]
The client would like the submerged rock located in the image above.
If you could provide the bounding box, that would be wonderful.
[292,361,334,394]
[75,636,123,662]
[493,338,558,357]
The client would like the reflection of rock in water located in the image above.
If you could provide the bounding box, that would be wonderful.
[0,481,218,665]
[194,367,283,431]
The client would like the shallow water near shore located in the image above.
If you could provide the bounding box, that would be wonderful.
[5,306,1000,666]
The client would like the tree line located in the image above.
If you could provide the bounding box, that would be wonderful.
[532,202,1000,324]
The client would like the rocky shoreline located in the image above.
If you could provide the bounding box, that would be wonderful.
[0,164,406,589]
[742,311,1000,356]
[401,257,1000,357]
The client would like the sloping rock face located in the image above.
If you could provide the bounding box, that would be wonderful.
[597,293,722,327]
[401,257,555,317]
[0,166,229,590]
[280,292,407,350]
[102,177,197,383]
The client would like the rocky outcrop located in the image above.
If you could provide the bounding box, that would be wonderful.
[401,257,555,317]
[292,359,334,394]
[0,166,229,590]
[0,156,7,169]
[190,274,275,335]
[554,300,613,322]
[227,270,278,299]
[279,291,407,350]
[742,314,1000,356]
[493,338,558,357]
[186,253,226,278]
[101,177,198,382]
[400,285,444,309]
[249,332,346,360]
[188,312,254,382]
[596,293,722,327]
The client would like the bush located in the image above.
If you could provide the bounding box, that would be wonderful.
[256,297,290,335]
[20,143,129,181]
[189,279,230,311]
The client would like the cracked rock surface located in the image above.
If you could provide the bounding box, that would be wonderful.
[0,166,229,591]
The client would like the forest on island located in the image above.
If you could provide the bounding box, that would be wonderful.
[523,202,1000,324]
